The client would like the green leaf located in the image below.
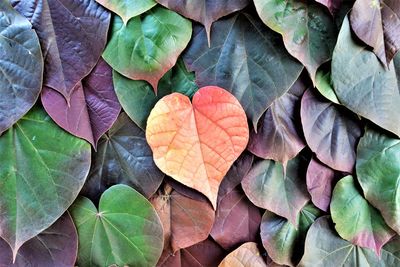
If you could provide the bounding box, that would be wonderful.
[331,175,395,255]
[183,13,303,129]
[96,0,156,24]
[261,204,321,266]
[315,69,340,104]
[0,1,43,134]
[299,216,400,267]
[332,17,400,137]
[254,0,337,83]
[356,127,400,235]
[70,184,164,267]
[0,106,91,258]
[113,59,198,130]
[242,155,310,226]
[103,6,192,92]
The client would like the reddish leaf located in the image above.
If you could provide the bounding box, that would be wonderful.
[300,88,362,172]
[155,0,249,44]
[350,0,400,65]
[146,86,249,208]
[248,77,306,164]
[41,59,121,147]
[11,0,110,102]
[306,158,337,212]
[157,238,226,267]
[0,213,77,267]
[151,182,215,254]
[219,242,267,267]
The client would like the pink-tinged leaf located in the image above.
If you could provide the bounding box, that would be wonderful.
[0,213,77,267]
[11,0,111,102]
[157,238,226,267]
[242,155,310,227]
[248,77,306,164]
[155,0,250,44]
[42,59,121,147]
[306,158,337,212]
[316,0,342,15]
[350,0,400,65]
[151,181,215,254]
[219,242,267,267]
[300,88,362,172]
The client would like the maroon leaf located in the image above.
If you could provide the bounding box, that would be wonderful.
[157,238,226,267]
[248,77,306,164]
[11,0,110,101]
[0,213,77,267]
[350,0,400,65]
[155,0,250,44]
[151,182,215,255]
[300,88,362,172]
[306,158,337,212]
[41,58,121,147]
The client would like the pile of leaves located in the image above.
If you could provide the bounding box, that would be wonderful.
[1,0,400,266]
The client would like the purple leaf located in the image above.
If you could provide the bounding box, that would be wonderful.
[41,58,121,147]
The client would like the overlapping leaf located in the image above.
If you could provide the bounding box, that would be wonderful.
[0,106,91,258]
[70,184,164,267]
[332,17,400,137]
[11,0,110,101]
[299,216,400,266]
[242,155,310,226]
[301,88,362,172]
[0,1,43,134]
[331,175,395,255]
[103,6,192,91]
[156,0,249,44]
[254,0,337,83]
[81,113,164,202]
[260,204,321,266]
[315,68,340,104]
[316,0,342,15]
[183,12,303,128]
[146,86,249,208]
[356,127,400,234]
[219,242,267,267]
[114,59,198,130]
[96,0,156,24]
[350,0,400,65]
[42,58,121,147]
[248,77,306,164]
[0,213,77,267]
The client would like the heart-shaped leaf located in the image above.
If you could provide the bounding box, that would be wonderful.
[151,182,214,254]
[331,175,395,255]
[0,213,77,267]
[350,0,400,65]
[0,106,91,258]
[211,153,261,250]
[299,216,400,266]
[254,0,337,83]
[81,113,164,202]
[356,127,400,234]
[146,86,249,208]
[11,0,110,102]
[306,158,336,212]
[155,0,249,44]
[103,6,192,92]
[301,88,362,172]
[183,13,303,129]
[113,59,198,130]
[261,204,321,266]
[218,242,267,267]
[0,1,43,134]
[332,17,400,137]
[41,58,121,147]
[157,238,226,267]
[70,184,164,267]
[96,0,156,24]
[242,155,310,226]
[248,77,306,164]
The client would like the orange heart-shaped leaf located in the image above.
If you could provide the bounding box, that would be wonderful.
[146,86,249,208]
